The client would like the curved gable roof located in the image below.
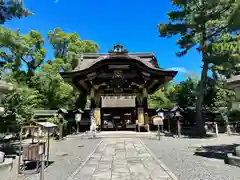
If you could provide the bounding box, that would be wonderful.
[61,53,177,79]
[74,54,155,71]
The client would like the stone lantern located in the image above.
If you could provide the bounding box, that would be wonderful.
[170,106,183,137]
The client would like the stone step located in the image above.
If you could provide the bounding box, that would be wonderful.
[226,153,240,167]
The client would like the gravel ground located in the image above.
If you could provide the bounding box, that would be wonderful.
[141,135,240,180]
[1,137,101,180]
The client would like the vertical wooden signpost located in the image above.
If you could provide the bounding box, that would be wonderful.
[157,124,161,141]
[175,111,182,138]
[59,115,63,141]
[40,153,45,180]
[153,114,164,141]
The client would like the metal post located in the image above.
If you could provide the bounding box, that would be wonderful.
[40,154,45,180]
[59,121,63,140]
[226,124,231,136]
[157,124,160,141]
[18,128,23,174]
[177,119,181,138]
[76,122,79,134]
[32,127,34,143]
[215,122,219,137]
[47,130,50,166]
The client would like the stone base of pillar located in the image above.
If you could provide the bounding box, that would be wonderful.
[137,124,150,132]
[145,124,150,132]
[96,125,101,132]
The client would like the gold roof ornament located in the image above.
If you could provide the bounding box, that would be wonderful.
[108,44,128,55]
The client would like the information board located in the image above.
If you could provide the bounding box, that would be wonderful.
[101,96,136,107]
[153,116,164,125]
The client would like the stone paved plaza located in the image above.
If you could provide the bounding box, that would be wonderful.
[70,138,176,180]
[142,135,240,180]
[2,133,240,180]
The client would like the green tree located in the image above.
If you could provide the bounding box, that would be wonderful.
[228,0,240,30]
[0,0,32,24]
[47,28,99,109]
[2,84,41,130]
[31,59,73,110]
[209,33,240,78]
[48,28,99,71]
[158,0,239,136]
[20,30,46,79]
[0,29,46,83]
[148,88,175,109]
[0,28,24,69]
[170,78,199,109]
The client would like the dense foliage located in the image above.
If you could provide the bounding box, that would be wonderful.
[0,2,99,131]
[0,0,32,24]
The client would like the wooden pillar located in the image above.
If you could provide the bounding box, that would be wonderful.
[144,112,149,125]
[95,92,101,130]
[137,107,144,125]
[142,88,149,125]
[94,108,101,126]
[90,88,96,131]
[90,88,96,109]
[90,88,101,131]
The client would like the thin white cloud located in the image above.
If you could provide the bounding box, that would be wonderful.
[167,67,200,77]
[167,67,188,73]
[54,0,59,3]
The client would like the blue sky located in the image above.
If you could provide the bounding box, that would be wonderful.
[5,0,202,82]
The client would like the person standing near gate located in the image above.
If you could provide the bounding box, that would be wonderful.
[90,110,96,138]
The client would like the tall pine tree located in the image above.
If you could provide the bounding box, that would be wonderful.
[158,0,239,136]
[0,0,32,24]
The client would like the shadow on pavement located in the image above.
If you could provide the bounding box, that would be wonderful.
[194,144,239,160]
[0,142,19,156]
[23,161,54,171]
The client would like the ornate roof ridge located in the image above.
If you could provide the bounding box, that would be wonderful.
[82,52,155,57]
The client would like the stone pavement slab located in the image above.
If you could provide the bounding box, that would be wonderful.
[69,138,177,180]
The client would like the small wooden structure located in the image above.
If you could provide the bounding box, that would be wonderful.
[18,122,57,174]
[34,121,57,165]
[18,126,44,174]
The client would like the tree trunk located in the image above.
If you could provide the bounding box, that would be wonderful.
[195,28,208,137]
[195,59,208,136]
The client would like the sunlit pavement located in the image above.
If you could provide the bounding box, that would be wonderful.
[68,138,177,180]
[2,133,240,180]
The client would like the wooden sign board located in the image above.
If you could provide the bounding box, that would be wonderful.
[101,96,136,107]
[153,116,164,125]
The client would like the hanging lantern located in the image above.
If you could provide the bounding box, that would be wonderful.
[169,111,175,119]
[74,109,83,122]
[58,113,64,120]
[175,111,182,118]
[0,107,5,115]
[75,113,82,122]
